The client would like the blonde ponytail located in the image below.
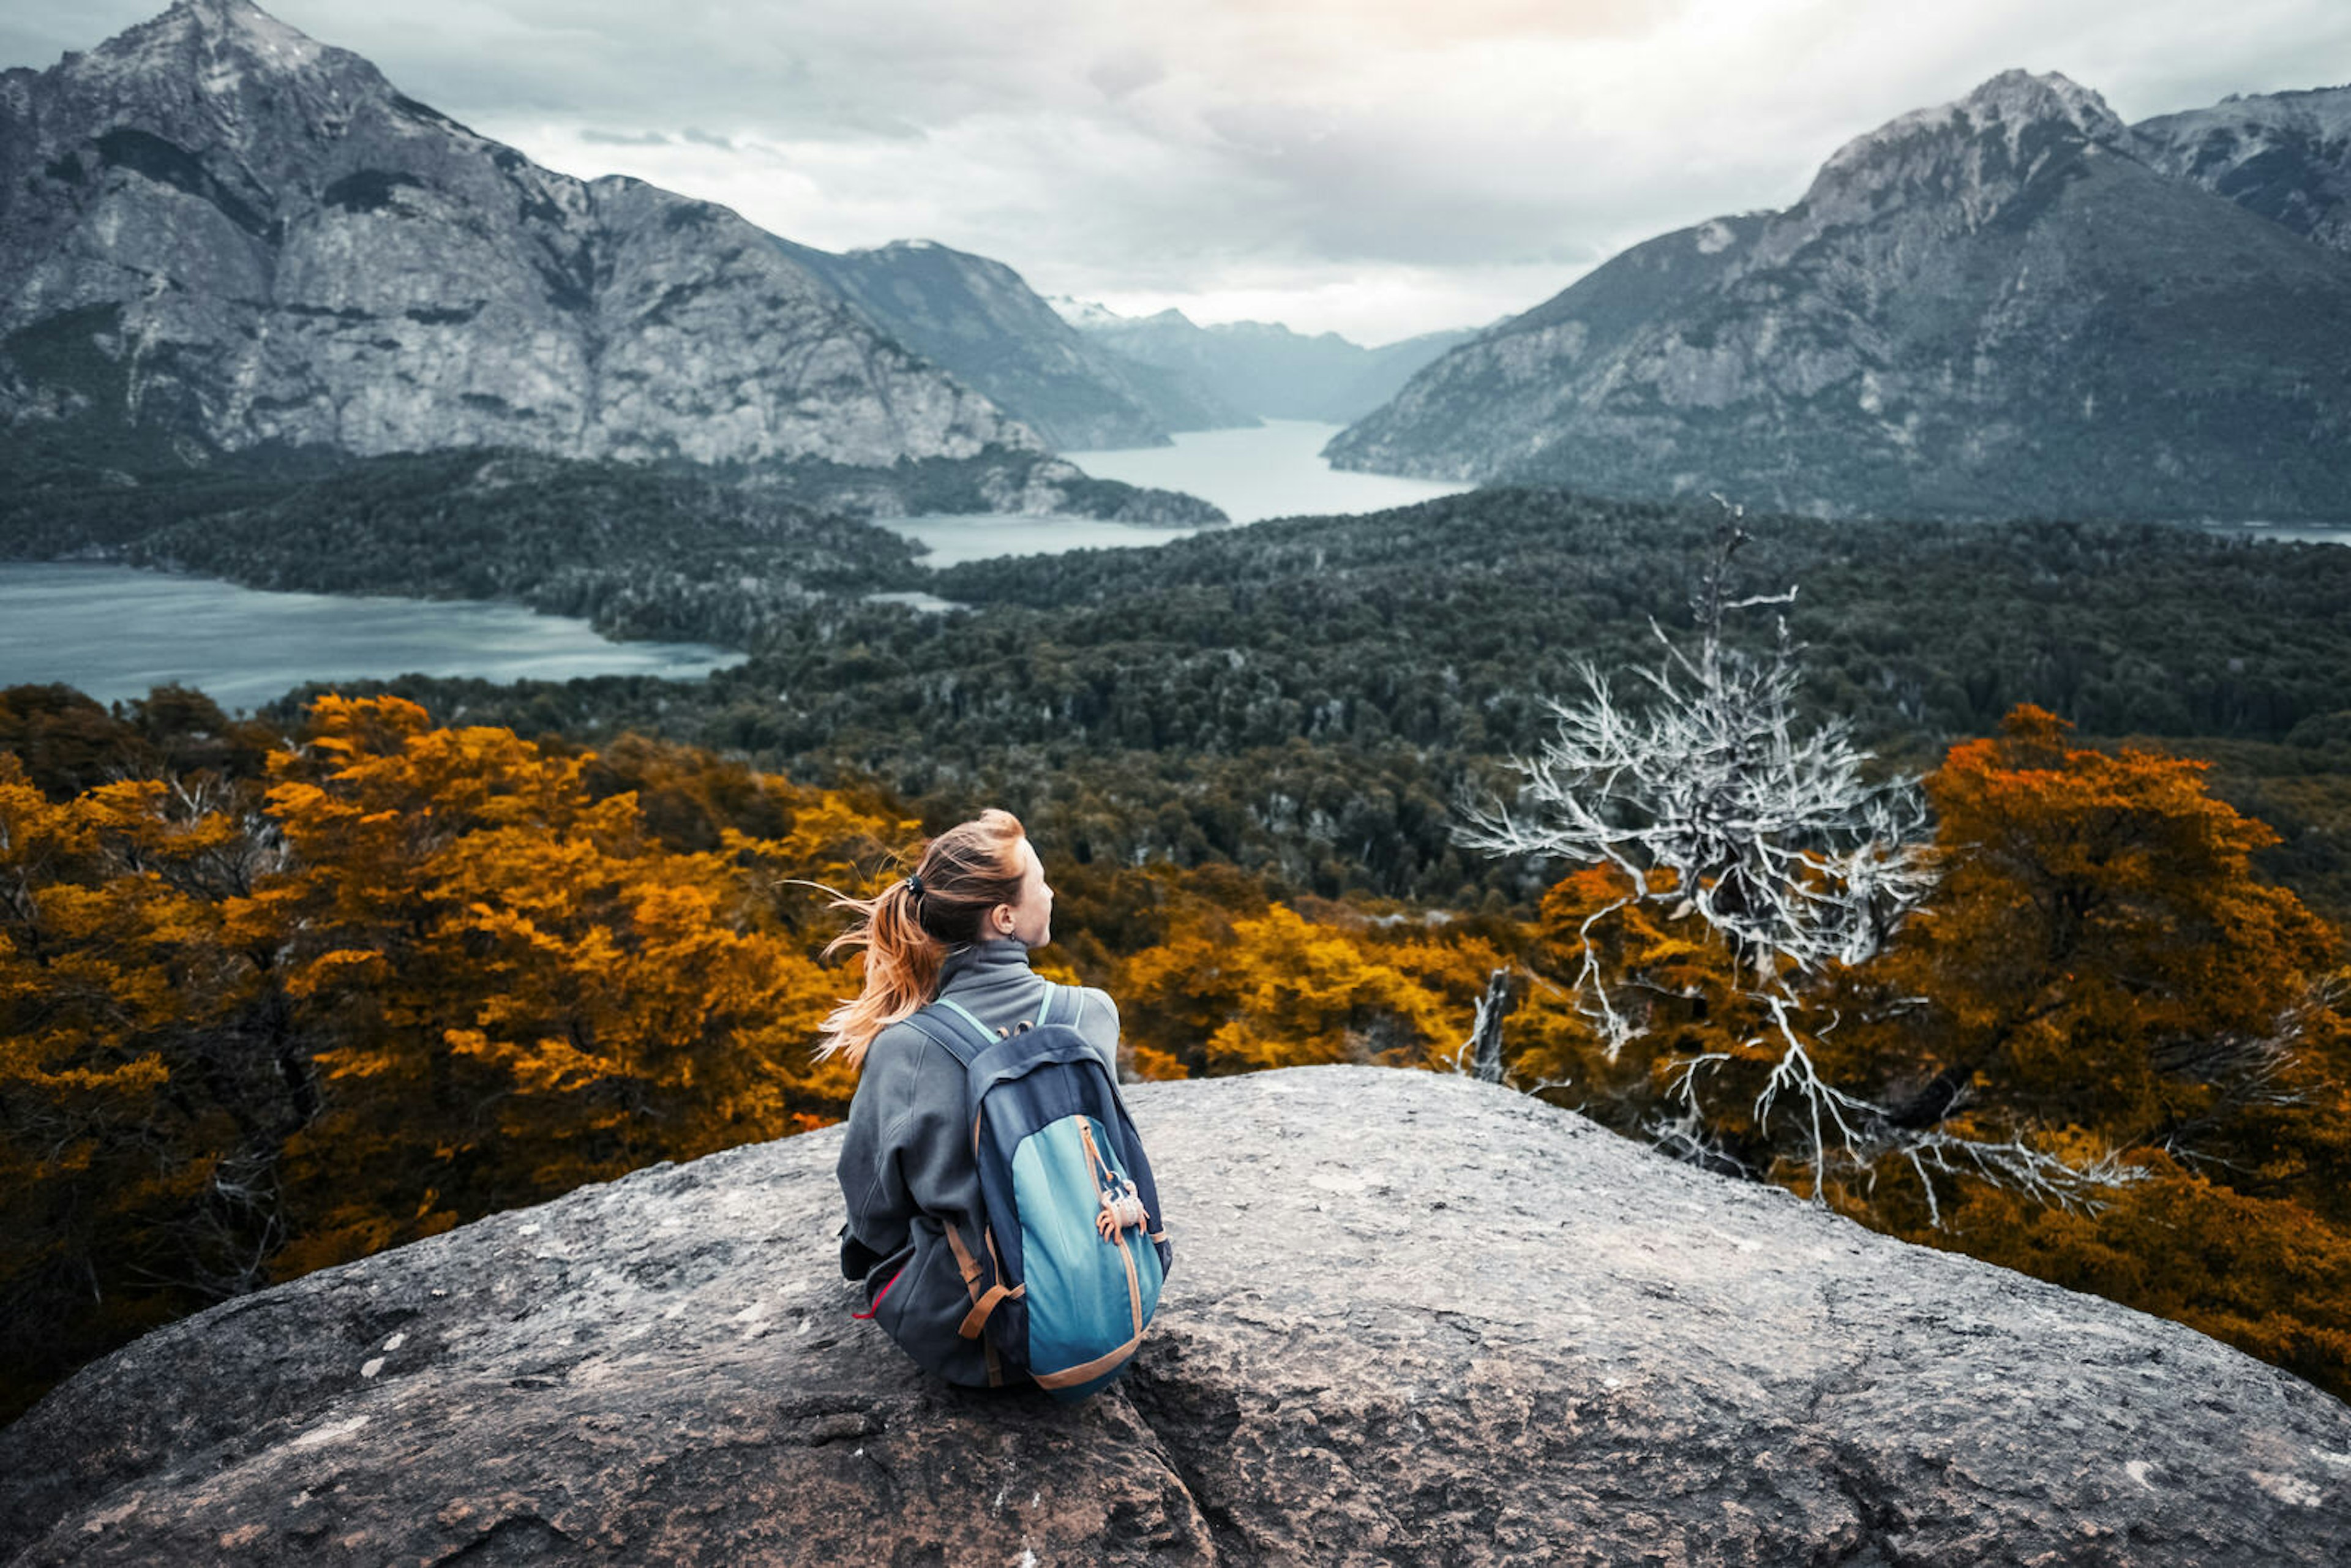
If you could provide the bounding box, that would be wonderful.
[817,808,1027,1070]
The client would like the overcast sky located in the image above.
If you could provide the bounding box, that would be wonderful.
[7,0,2349,342]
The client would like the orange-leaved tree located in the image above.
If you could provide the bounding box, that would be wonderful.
[1,693,910,1419]
[1118,899,1507,1079]
[0,752,299,1411]
[263,696,890,1274]
[1824,704,2351,1397]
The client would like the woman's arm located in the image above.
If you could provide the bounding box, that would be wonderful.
[834,1026,973,1277]
[1078,986,1124,1081]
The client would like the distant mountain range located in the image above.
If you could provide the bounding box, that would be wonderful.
[1329,71,2351,523]
[0,0,1219,520]
[1053,302,1478,425]
[2133,84,2351,253]
[773,238,1250,449]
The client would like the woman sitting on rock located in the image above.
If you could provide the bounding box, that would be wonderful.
[820,808,1133,1391]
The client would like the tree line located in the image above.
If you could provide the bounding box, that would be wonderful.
[277,488,2351,913]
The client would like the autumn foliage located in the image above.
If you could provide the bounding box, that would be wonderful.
[1495,703,2351,1397]
[1,692,903,1417]
[1822,706,2351,1394]
[5,689,2349,1419]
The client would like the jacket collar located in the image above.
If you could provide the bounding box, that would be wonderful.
[935,936,1036,997]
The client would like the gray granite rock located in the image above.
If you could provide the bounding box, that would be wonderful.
[1327,70,2351,524]
[0,1,1030,469]
[2133,84,2351,257]
[5,1065,2347,1565]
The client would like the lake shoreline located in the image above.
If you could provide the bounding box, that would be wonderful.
[0,562,745,713]
[7,415,2346,711]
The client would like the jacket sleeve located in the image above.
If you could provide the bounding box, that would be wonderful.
[834,1026,973,1281]
[1079,986,1123,1082]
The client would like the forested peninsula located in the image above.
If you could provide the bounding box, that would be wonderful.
[0,445,1210,649]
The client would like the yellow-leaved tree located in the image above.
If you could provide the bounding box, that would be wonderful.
[2,694,909,1418]
[0,754,298,1408]
[1118,899,1506,1078]
[264,696,888,1274]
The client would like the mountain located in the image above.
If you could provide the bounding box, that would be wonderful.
[0,0,1033,471]
[1327,70,2351,523]
[7,1067,2349,1564]
[1057,302,1479,423]
[773,238,1253,449]
[2132,83,2351,254]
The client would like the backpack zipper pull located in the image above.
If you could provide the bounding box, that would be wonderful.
[1078,1120,1149,1240]
[1095,1175,1147,1242]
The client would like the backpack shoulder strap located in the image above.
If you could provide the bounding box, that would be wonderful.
[1037,980,1097,1033]
[904,999,993,1067]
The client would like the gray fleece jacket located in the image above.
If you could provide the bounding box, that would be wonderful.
[834,937,1120,1388]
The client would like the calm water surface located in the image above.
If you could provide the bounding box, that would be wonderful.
[2,424,1451,702]
[879,419,1474,567]
[0,563,741,711]
[2204,522,2351,546]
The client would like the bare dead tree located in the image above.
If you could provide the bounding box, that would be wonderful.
[1457,501,2135,1212]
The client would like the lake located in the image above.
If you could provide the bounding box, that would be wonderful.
[0,563,742,711]
[877,419,1474,567]
[0,423,1454,707]
[13,422,2331,710]
[2205,523,2351,546]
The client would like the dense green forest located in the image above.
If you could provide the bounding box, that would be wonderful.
[225,488,2351,915]
[9,458,2345,910]
[0,441,1225,647]
[0,446,924,645]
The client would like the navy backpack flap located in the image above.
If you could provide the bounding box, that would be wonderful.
[906,984,1171,1402]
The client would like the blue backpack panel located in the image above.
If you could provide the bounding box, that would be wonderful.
[906,985,1172,1401]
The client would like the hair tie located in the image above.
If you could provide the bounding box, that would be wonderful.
[903,872,924,898]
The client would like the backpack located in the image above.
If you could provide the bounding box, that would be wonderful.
[902,983,1172,1403]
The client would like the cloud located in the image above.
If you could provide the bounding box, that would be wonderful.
[13,0,2351,340]
[1086,49,1165,102]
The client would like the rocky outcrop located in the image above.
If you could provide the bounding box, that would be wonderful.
[2133,83,2351,255]
[4,1065,2345,1566]
[0,1,1033,468]
[778,239,1250,451]
[1327,70,2351,523]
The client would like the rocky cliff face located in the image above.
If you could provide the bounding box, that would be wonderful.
[2133,84,2351,255]
[776,238,1248,451]
[0,0,1034,468]
[4,1066,2345,1566]
[1327,70,2351,523]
